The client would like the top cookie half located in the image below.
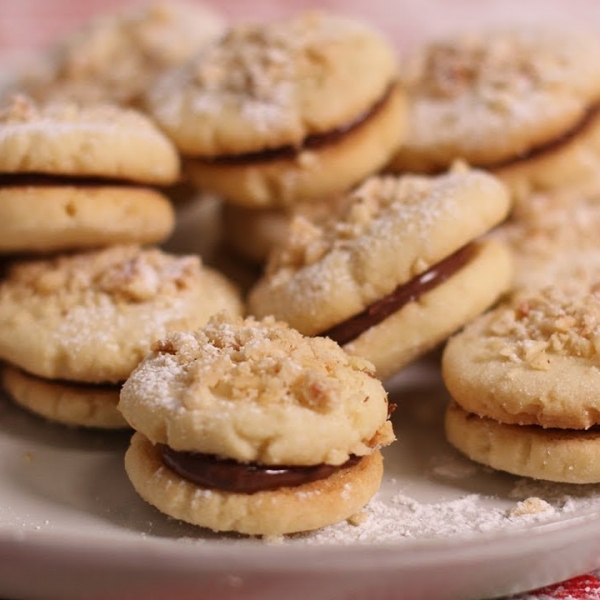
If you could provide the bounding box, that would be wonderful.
[0,94,180,184]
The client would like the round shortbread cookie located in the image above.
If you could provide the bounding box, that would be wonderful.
[0,245,243,384]
[388,26,600,200]
[145,11,405,206]
[0,94,180,185]
[492,186,600,292]
[445,401,600,484]
[442,284,600,430]
[125,432,384,536]
[1,364,127,429]
[11,1,225,107]
[0,184,175,254]
[119,312,394,465]
[344,239,512,381]
[247,167,511,378]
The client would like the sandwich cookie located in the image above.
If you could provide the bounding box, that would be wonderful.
[443,284,600,483]
[0,94,180,254]
[247,166,512,381]
[388,26,600,205]
[9,1,225,107]
[0,245,243,427]
[119,312,395,536]
[145,11,406,207]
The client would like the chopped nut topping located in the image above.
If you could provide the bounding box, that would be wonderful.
[3,246,201,304]
[266,174,436,274]
[405,30,571,101]
[151,312,379,412]
[485,285,600,363]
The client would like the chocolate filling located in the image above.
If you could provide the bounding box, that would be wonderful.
[0,173,137,187]
[159,445,361,494]
[321,243,477,346]
[487,102,600,170]
[201,84,396,165]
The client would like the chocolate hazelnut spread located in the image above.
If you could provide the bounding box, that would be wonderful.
[0,173,137,187]
[200,84,396,166]
[322,243,477,346]
[160,445,362,493]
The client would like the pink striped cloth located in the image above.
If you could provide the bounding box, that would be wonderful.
[507,573,600,600]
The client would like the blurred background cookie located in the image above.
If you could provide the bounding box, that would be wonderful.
[388,26,600,208]
[491,187,600,293]
[144,11,406,208]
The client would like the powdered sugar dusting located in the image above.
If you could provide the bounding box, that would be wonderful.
[286,478,600,546]
[397,25,600,166]
[146,11,397,155]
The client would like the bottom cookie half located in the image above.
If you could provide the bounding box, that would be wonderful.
[124,432,384,536]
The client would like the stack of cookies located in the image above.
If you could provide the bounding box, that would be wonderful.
[0,93,243,429]
[142,10,515,382]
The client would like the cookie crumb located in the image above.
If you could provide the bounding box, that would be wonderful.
[508,496,553,517]
[347,510,368,526]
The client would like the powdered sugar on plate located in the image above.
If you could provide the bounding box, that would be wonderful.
[277,360,600,546]
[285,473,600,546]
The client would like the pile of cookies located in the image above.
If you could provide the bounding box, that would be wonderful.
[0,92,242,428]
[3,0,600,536]
[390,26,600,484]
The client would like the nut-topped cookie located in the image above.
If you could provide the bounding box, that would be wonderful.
[0,245,243,384]
[247,166,512,380]
[145,11,406,207]
[119,312,394,535]
[9,1,225,107]
[443,283,600,483]
[388,26,600,203]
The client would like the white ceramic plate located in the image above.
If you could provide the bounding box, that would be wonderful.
[1,359,600,600]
